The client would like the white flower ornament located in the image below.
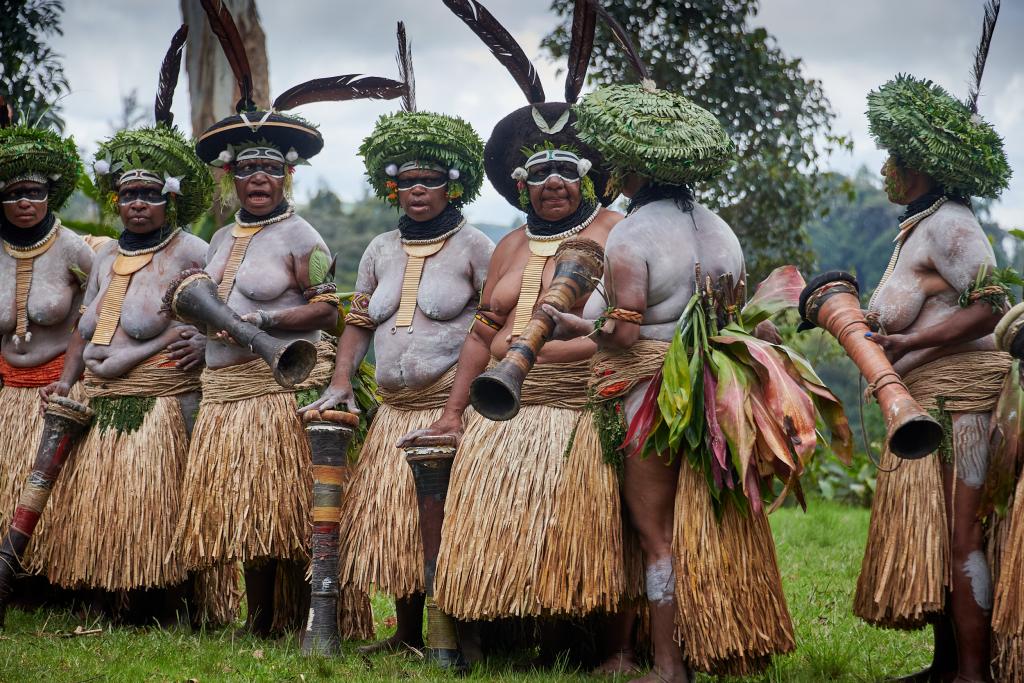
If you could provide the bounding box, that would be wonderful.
[449,168,460,180]
[385,163,399,177]
[577,158,592,176]
[511,167,528,181]
[218,149,234,165]
[162,173,182,196]
[93,159,111,176]
[285,148,299,164]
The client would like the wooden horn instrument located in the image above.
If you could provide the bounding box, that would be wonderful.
[300,408,359,656]
[405,434,466,671]
[798,271,943,460]
[470,238,605,421]
[163,269,317,388]
[0,396,93,627]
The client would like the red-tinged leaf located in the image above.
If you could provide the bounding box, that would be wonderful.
[703,363,732,490]
[623,371,662,457]
[812,392,854,465]
[714,336,817,463]
[710,350,754,482]
[750,388,798,473]
[740,265,806,326]
[744,462,763,515]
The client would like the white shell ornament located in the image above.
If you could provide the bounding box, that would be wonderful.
[385,163,399,177]
[448,168,460,180]
[162,174,182,196]
[93,159,111,175]
[511,167,528,181]
[218,149,234,164]
[285,148,299,163]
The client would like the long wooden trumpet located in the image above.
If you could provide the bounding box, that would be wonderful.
[0,396,93,627]
[470,238,604,420]
[300,408,359,655]
[799,271,942,459]
[405,435,465,671]
[163,269,317,388]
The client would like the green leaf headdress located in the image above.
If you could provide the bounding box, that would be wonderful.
[571,1,734,189]
[360,23,485,208]
[866,2,1010,199]
[91,25,213,229]
[0,95,82,212]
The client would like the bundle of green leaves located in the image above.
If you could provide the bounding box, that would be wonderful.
[626,266,852,515]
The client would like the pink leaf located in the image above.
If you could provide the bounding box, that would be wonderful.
[740,265,806,325]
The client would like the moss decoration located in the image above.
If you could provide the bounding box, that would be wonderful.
[0,125,82,211]
[94,125,213,228]
[359,111,484,207]
[91,396,156,434]
[867,75,1011,199]
[572,83,734,186]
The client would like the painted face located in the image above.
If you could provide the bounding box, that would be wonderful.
[1,180,49,228]
[881,156,911,204]
[234,158,286,215]
[117,180,167,233]
[527,161,582,222]
[397,169,448,222]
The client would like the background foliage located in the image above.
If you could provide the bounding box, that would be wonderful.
[0,0,68,131]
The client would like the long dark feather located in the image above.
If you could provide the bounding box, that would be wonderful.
[587,0,648,81]
[272,75,406,111]
[155,24,188,126]
[966,0,1001,114]
[564,0,597,103]
[0,95,10,129]
[396,21,416,113]
[198,0,254,111]
[442,0,545,104]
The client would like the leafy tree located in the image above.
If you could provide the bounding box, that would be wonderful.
[543,0,850,280]
[0,0,69,130]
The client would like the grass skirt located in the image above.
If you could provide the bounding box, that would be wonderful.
[173,391,311,567]
[435,406,626,619]
[0,385,47,539]
[336,401,442,598]
[673,461,795,675]
[29,396,189,590]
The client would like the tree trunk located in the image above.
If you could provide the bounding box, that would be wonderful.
[180,0,270,137]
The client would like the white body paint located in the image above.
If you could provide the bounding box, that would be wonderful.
[962,550,992,611]
[645,555,675,605]
[356,225,493,392]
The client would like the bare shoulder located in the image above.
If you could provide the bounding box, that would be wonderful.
[364,228,400,256]
[283,213,329,254]
[175,231,210,264]
[919,201,984,241]
[493,224,527,258]
[209,223,234,251]
[590,206,624,237]
[456,223,495,254]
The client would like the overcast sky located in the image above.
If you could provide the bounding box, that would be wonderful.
[53,0,1023,232]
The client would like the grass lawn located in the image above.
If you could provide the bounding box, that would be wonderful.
[0,501,930,682]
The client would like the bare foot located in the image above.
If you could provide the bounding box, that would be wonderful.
[357,633,424,655]
[629,665,690,683]
[592,650,642,676]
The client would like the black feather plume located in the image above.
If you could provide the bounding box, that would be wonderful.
[198,0,254,112]
[442,0,545,104]
[587,0,649,82]
[155,24,188,127]
[564,0,597,103]
[0,95,10,129]
[396,21,416,113]
[966,0,1001,114]
[272,75,406,112]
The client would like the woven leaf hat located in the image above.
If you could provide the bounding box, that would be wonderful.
[867,1,1010,199]
[91,25,212,228]
[360,23,485,207]
[443,0,614,209]
[193,0,406,167]
[571,3,733,188]
[0,111,81,211]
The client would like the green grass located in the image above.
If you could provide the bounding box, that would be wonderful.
[0,502,929,682]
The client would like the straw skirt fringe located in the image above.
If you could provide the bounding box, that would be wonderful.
[673,461,795,675]
[193,562,243,627]
[337,402,440,598]
[994,480,1024,680]
[29,396,188,590]
[853,449,948,629]
[435,406,625,619]
[173,391,311,567]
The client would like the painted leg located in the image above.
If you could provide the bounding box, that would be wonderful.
[947,412,992,683]
[592,605,641,675]
[623,449,688,683]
